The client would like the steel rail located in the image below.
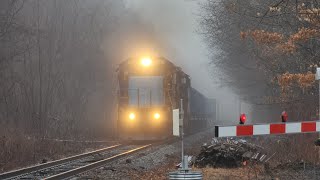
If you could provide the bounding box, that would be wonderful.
[0,144,121,179]
[46,129,212,180]
[45,144,152,180]
[1,128,212,180]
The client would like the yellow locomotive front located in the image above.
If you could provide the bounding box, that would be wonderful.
[117,57,174,140]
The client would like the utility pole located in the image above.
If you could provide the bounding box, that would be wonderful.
[316,68,320,129]
[168,99,203,179]
[179,99,185,170]
[315,68,320,162]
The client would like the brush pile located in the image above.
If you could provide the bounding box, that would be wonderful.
[195,138,267,168]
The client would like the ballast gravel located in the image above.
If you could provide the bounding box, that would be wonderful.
[75,129,213,179]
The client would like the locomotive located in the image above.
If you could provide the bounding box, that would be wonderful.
[117,57,216,140]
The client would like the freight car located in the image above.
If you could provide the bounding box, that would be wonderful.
[189,88,216,133]
[117,57,216,140]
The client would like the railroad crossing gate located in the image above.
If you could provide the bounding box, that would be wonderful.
[215,120,320,137]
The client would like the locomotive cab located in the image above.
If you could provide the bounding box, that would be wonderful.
[116,56,216,141]
[117,57,190,140]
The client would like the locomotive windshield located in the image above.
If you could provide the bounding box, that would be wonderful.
[128,76,164,107]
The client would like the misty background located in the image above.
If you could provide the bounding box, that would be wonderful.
[2,0,320,174]
[0,0,259,142]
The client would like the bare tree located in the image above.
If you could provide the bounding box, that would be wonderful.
[200,0,320,121]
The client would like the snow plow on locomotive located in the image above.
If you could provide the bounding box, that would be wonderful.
[117,57,216,140]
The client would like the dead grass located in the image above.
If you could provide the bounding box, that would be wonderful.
[0,128,113,173]
[248,134,320,165]
[197,166,266,180]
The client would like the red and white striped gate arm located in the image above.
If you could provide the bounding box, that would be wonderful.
[214,121,320,137]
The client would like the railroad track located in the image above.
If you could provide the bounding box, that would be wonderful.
[0,144,151,180]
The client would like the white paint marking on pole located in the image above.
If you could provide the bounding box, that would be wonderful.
[219,126,236,137]
[286,123,301,133]
[316,68,320,80]
[316,121,320,132]
[253,124,269,135]
[172,109,179,136]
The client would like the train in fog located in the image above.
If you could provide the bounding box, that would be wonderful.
[117,57,216,140]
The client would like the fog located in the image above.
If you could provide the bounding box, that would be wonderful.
[124,0,250,123]
[0,0,255,141]
[1,0,316,175]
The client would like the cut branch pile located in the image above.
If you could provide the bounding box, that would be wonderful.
[195,138,267,168]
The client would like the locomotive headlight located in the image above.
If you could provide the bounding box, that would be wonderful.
[154,113,160,119]
[141,57,152,67]
[129,113,135,120]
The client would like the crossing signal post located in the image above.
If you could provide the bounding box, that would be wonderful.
[179,99,186,171]
[315,68,320,150]
[169,99,203,179]
[316,68,320,122]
